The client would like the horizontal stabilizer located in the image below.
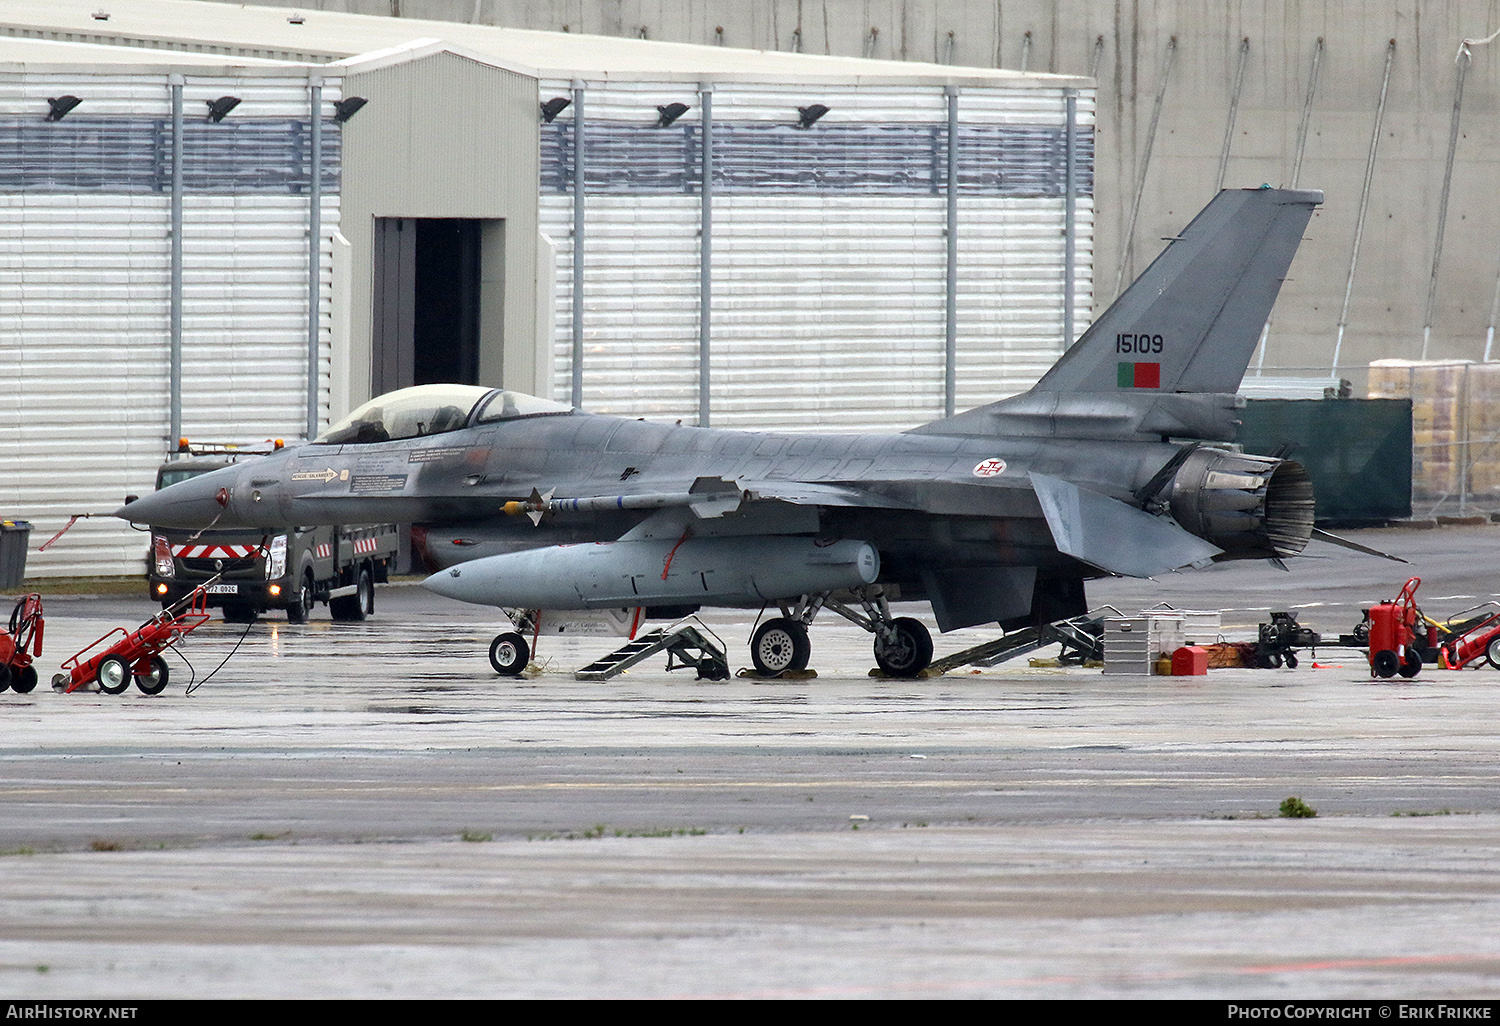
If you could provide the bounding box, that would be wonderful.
[1031,472,1223,578]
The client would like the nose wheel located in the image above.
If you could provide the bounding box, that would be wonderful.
[489,631,530,676]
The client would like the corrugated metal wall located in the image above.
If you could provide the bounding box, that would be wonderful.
[541,80,1094,431]
[0,69,341,577]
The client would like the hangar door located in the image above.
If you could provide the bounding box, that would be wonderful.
[373,217,502,393]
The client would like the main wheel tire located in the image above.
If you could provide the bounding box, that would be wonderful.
[750,618,811,675]
[12,666,37,694]
[135,656,170,695]
[286,571,314,624]
[331,566,373,622]
[1398,649,1423,678]
[873,617,934,678]
[222,602,257,624]
[1372,649,1399,678]
[1284,651,1299,669]
[96,654,132,695]
[1487,637,1500,670]
[0,664,11,693]
[489,632,530,676]
[360,564,375,617]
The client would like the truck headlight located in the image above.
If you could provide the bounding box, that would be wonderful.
[266,534,288,580]
[152,535,174,579]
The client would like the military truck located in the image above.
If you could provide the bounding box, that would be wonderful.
[144,454,399,622]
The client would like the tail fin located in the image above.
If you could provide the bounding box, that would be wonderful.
[1034,187,1321,395]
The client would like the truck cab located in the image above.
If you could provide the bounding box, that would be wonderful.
[146,455,398,623]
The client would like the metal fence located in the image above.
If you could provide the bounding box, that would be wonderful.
[1245,361,1500,520]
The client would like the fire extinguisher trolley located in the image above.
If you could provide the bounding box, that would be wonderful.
[54,587,212,695]
[1368,577,1424,679]
[0,593,44,694]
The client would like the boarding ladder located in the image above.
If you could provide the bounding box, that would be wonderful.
[925,606,1119,676]
[574,617,730,682]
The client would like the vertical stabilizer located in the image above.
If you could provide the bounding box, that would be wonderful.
[1034,187,1321,395]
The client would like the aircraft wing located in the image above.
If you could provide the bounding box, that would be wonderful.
[742,473,1223,580]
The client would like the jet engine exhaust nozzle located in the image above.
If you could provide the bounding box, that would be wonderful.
[1168,449,1314,561]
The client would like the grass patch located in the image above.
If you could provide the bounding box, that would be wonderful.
[460,830,493,842]
[8,577,144,597]
[1279,796,1318,819]
[527,824,707,841]
[90,839,123,851]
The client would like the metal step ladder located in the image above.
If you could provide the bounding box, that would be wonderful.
[574,618,730,682]
[926,606,1119,676]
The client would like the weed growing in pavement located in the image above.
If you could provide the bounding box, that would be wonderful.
[1279,796,1317,818]
[526,824,707,840]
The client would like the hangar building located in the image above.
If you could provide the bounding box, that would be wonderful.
[0,1,1094,577]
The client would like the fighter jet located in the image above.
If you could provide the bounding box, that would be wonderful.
[118,186,1325,678]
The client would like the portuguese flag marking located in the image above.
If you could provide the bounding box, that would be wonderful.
[1117,362,1161,388]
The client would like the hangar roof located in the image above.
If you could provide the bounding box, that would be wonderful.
[0,0,1090,88]
[0,33,307,70]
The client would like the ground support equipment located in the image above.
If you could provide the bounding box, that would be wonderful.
[54,587,212,695]
[574,618,730,681]
[925,608,1115,676]
[1368,576,1424,679]
[0,594,43,693]
[1435,609,1500,670]
[1253,611,1321,669]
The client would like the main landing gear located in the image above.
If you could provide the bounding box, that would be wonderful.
[750,587,934,678]
[482,593,937,679]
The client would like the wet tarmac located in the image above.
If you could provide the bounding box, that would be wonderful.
[2,526,1500,998]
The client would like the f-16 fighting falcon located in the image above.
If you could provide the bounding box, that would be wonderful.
[118,187,1334,678]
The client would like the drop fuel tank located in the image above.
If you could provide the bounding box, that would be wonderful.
[424,536,879,610]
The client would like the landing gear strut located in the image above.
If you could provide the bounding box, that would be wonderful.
[830,587,934,678]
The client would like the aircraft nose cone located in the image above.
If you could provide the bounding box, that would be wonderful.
[113,467,236,529]
[421,565,485,605]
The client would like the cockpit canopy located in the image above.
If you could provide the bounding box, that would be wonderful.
[316,384,573,445]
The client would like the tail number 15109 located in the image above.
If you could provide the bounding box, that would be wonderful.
[1116,333,1164,354]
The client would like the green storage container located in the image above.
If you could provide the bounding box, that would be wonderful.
[1238,399,1412,525]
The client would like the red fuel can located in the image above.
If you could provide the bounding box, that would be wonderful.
[1171,645,1208,676]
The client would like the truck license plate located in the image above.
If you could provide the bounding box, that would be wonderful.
[205,584,239,595]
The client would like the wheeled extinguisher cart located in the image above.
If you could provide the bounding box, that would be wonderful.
[1368,577,1424,679]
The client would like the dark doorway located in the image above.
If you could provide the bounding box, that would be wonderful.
[372,217,483,394]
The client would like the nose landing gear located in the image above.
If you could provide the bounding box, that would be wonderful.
[489,631,531,675]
